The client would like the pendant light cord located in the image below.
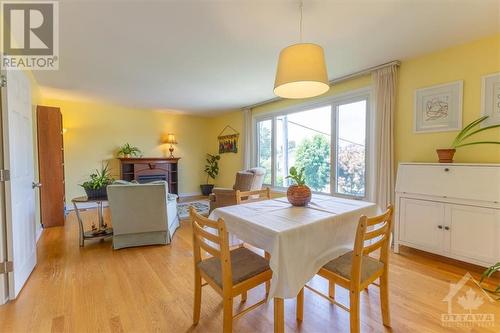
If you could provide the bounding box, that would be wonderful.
[299,1,303,42]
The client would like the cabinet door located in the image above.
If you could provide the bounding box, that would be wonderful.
[448,204,500,265]
[399,198,445,253]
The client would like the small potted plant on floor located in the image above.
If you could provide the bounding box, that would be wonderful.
[117,143,142,158]
[436,115,500,163]
[200,153,220,196]
[480,262,500,300]
[286,166,311,206]
[80,163,114,199]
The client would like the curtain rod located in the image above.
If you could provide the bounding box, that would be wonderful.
[243,60,401,110]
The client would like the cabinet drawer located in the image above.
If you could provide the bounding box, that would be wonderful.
[396,164,500,203]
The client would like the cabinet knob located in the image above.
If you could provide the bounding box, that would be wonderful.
[444,168,450,172]
[444,226,450,231]
[437,225,443,229]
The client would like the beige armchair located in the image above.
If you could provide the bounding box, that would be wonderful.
[209,167,266,212]
[107,180,179,249]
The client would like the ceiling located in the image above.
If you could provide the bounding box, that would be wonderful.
[34,0,500,114]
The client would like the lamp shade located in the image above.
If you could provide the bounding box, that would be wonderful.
[166,133,177,144]
[274,43,329,99]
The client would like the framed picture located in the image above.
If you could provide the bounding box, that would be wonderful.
[480,72,500,127]
[414,81,463,133]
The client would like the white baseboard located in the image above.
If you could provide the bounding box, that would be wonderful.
[178,192,202,198]
[36,227,43,243]
[65,202,109,211]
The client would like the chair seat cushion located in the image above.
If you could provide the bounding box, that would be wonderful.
[198,247,270,287]
[323,251,383,282]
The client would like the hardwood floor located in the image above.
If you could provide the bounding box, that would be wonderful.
[0,207,499,332]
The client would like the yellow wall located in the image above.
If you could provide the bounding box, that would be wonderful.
[38,33,500,203]
[40,98,211,201]
[396,34,500,163]
[207,110,244,188]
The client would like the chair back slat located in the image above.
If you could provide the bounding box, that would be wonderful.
[198,238,221,257]
[364,222,389,241]
[363,235,387,255]
[193,222,221,244]
[350,205,394,286]
[236,187,271,204]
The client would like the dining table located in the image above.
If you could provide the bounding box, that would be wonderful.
[209,194,378,333]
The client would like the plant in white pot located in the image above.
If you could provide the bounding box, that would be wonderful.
[200,153,220,196]
[285,166,311,206]
[436,115,500,163]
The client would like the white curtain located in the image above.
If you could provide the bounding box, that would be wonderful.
[372,65,398,209]
[242,108,252,169]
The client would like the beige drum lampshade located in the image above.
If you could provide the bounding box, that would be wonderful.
[274,43,329,99]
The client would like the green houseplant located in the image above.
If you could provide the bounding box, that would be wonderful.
[117,143,142,158]
[436,116,500,163]
[80,163,114,199]
[285,166,312,206]
[480,262,500,300]
[200,153,220,196]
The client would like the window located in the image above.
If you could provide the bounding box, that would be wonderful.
[257,119,272,184]
[255,91,370,199]
[335,100,367,197]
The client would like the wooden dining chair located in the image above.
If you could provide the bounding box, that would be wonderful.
[235,187,271,204]
[235,186,272,294]
[190,208,272,333]
[301,205,394,333]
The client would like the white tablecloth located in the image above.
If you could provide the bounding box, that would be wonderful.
[209,194,378,299]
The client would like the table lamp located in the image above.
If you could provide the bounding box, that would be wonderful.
[166,133,177,158]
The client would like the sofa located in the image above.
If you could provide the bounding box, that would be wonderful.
[107,180,179,249]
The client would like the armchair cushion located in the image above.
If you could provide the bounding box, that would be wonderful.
[107,181,179,249]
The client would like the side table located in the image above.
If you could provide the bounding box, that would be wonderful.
[72,196,113,247]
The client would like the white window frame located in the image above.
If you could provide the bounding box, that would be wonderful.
[253,87,374,201]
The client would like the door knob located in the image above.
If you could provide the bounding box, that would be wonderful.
[32,182,42,189]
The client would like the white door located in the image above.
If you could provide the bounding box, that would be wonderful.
[399,198,446,254]
[447,204,500,266]
[0,69,37,302]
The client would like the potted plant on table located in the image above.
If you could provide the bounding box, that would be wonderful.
[436,116,500,163]
[200,153,220,196]
[286,166,312,206]
[117,143,142,158]
[80,163,114,199]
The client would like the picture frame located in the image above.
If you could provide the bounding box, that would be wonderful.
[414,80,463,133]
[480,72,500,127]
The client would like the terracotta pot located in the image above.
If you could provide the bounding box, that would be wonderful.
[436,149,456,163]
[287,185,312,206]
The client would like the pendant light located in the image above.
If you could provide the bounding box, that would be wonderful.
[274,1,329,99]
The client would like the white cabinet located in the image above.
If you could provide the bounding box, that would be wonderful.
[395,163,500,267]
[399,198,445,252]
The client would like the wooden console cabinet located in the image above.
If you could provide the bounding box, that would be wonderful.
[118,157,180,195]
